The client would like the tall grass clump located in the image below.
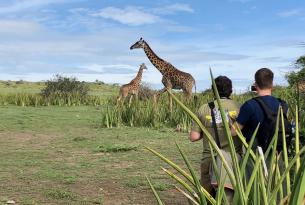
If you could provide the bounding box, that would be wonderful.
[145,69,305,205]
[41,74,89,106]
[0,93,44,107]
[100,93,212,129]
[0,92,108,107]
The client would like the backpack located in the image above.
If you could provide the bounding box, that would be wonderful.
[253,97,293,152]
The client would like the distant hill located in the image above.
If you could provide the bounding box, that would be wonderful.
[0,80,120,97]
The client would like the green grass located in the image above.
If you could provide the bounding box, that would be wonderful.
[0,80,304,204]
[0,105,201,204]
[0,80,119,106]
[0,80,119,96]
[94,143,139,153]
[0,80,45,94]
[46,189,76,200]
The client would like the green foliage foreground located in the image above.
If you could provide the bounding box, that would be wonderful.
[146,70,305,205]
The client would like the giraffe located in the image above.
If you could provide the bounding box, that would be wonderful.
[130,38,196,111]
[117,63,147,106]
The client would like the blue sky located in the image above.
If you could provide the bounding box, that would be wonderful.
[0,0,304,92]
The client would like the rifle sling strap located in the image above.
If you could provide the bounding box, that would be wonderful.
[208,101,221,148]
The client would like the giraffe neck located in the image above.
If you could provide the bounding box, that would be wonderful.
[143,42,167,74]
[131,68,144,86]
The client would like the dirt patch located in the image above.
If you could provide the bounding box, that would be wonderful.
[0,131,33,144]
[0,131,57,150]
[99,179,155,205]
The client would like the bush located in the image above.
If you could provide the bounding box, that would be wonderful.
[95,79,105,85]
[15,80,24,84]
[41,74,89,105]
[5,81,12,86]
[138,83,156,101]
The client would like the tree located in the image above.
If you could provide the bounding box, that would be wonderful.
[286,55,305,86]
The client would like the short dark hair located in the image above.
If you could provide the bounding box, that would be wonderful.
[255,68,273,89]
[212,76,232,98]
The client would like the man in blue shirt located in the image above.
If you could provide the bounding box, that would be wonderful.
[231,68,288,145]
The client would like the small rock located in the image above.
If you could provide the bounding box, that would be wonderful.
[6,200,16,204]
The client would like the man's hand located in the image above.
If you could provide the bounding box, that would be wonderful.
[189,130,202,142]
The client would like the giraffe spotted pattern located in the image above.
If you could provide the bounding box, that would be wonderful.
[117,63,147,105]
[130,38,196,99]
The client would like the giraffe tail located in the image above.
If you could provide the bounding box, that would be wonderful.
[193,81,198,106]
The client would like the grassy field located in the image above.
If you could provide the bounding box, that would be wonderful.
[0,80,119,97]
[0,80,304,204]
[0,105,202,205]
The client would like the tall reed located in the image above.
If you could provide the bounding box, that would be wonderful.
[145,70,305,205]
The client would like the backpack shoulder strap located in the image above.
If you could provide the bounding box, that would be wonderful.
[277,98,288,114]
[208,101,221,148]
[253,97,275,118]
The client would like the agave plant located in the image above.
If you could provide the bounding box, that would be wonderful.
[145,69,305,205]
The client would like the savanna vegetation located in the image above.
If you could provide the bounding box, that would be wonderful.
[0,55,305,205]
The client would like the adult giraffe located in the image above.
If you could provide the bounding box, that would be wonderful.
[130,38,196,110]
[117,63,147,106]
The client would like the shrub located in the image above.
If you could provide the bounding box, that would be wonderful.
[15,80,24,84]
[5,81,12,86]
[95,79,105,85]
[41,74,89,105]
[138,83,156,101]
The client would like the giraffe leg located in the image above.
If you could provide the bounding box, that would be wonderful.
[153,87,168,104]
[152,93,158,111]
[156,86,172,113]
[161,78,173,112]
[168,91,173,113]
[183,88,193,104]
[128,95,133,107]
[156,89,167,99]
[135,92,139,102]
[116,96,120,106]
[117,94,124,106]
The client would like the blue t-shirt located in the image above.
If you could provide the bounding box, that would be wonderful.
[236,95,288,141]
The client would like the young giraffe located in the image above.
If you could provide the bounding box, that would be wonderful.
[117,63,147,106]
[130,38,196,110]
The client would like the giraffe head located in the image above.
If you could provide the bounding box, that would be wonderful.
[130,38,145,50]
[140,63,147,70]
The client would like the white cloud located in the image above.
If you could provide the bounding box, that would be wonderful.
[80,63,136,74]
[91,4,194,26]
[0,1,303,92]
[153,3,194,14]
[92,7,160,26]
[167,3,194,13]
[0,0,74,14]
[278,9,303,18]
